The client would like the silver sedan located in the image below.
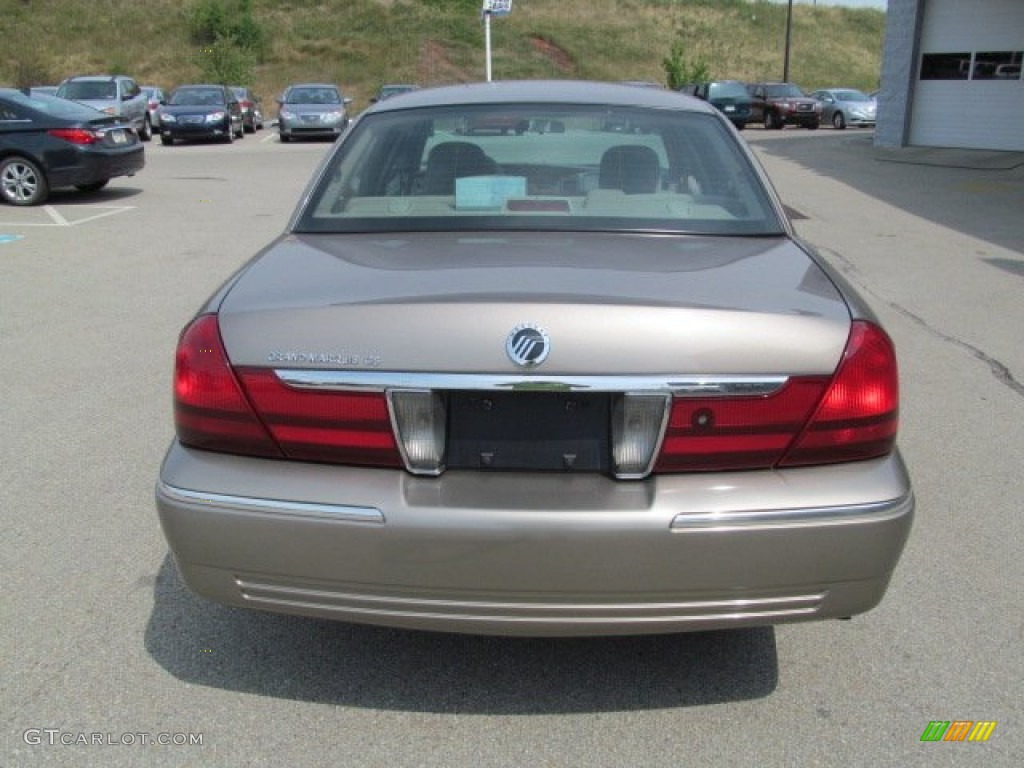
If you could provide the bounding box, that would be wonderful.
[156,81,913,637]
[276,83,351,142]
[811,88,878,129]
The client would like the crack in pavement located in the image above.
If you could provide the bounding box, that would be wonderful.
[820,246,1024,399]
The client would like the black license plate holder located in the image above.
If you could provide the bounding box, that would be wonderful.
[446,391,611,472]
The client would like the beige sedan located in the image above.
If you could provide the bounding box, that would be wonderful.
[157,81,913,637]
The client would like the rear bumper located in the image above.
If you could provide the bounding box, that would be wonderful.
[156,442,913,636]
[46,145,144,188]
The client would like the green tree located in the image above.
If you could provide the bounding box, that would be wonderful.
[662,40,710,90]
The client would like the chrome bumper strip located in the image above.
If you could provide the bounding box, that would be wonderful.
[157,482,385,524]
[671,494,914,531]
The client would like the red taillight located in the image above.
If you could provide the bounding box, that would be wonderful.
[174,315,402,467]
[780,321,898,466]
[236,370,402,467]
[174,315,281,457]
[654,378,828,472]
[48,128,99,145]
[654,320,899,473]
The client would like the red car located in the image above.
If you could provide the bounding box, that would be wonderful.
[748,82,822,130]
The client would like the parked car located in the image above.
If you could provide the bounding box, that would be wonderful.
[158,85,243,145]
[56,74,151,141]
[277,83,351,142]
[680,80,753,129]
[748,82,822,129]
[230,86,263,133]
[810,88,877,129]
[156,80,913,637]
[0,88,144,206]
[371,83,420,103]
[141,86,165,134]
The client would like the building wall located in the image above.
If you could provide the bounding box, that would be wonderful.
[876,0,1024,151]
[875,0,923,148]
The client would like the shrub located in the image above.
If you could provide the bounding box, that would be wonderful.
[662,40,710,90]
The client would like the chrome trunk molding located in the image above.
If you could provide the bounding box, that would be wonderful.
[274,370,788,396]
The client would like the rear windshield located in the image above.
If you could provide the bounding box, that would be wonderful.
[297,103,783,236]
[708,82,750,100]
[4,91,106,120]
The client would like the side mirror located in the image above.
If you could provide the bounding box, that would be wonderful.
[344,97,353,105]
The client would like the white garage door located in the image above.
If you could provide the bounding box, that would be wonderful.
[910,0,1024,151]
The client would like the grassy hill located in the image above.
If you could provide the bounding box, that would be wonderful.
[4,0,885,111]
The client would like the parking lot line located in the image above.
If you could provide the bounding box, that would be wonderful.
[0,204,135,228]
[45,205,70,226]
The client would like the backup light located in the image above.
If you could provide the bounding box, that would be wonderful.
[389,390,447,475]
[612,394,670,478]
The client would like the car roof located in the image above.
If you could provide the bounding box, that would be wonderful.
[366,80,714,116]
[286,83,340,90]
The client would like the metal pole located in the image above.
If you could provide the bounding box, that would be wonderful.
[485,11,493,82]
[783,0,793,82]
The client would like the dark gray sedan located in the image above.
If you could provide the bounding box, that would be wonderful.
[0,89,144,206]
[158,85,244,145]
[157,81,913,637]
[276,83,352,142]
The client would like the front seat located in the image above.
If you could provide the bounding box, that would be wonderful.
[421,142,498,195]
[598,145,660,194]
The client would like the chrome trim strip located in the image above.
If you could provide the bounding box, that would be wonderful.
[157,482,385,524]
[275,370,788,397]
[238,598,820,625]
[237,580,824,623]
[236,580,823,614]
[670,494,914,531]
